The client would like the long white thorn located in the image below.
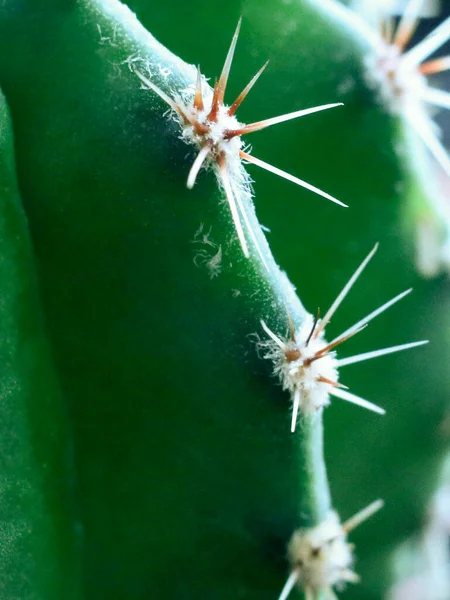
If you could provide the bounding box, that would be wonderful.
[230,178,270,272]
[278,570,299,600]
[405,106,450,175]
[239,151,347,208]
[402,15,450,68]
[315,244,378,339]
[336,340,428,367]
[342,499,384,533]
[419,86,450,110]
[383,16,395,45]
[329,387,385,415]
[393,0,425,49]
[134,68,181,114]
[341,569,360,585]
[220,166,249,257]
[186,145,211,189]
[291,389,300,433]
[237,103,343,136]
[260,320,286,349]
[304,587,314,600]
[332,288,412,343]
[325,587,339,600]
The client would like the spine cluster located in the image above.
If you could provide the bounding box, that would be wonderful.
[135,4,439,597]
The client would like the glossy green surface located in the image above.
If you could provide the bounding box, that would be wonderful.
[0,0,448,598]
[0,92,77,599]
[0,0,337,598]
[121,0,450,597]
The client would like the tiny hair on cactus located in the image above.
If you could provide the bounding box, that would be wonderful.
[259,244,428,432]
[357,0,450,174]
[133,18,345,262]
[191,223,223,278]
[278,499,384,600]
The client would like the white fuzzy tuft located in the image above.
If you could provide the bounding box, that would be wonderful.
[364,42,427,114]
[356,0,450,176]
[259,315,338,419]
[133,19,344,261]
[287,511,355,592]
[279,500,383,600]
[259,246,427,429]
[180,104,244,167]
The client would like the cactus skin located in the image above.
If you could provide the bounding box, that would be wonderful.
[0,1,336,598]
[236,2,449,597]
[0,91,79,600]
[121,0,450,596]
[0,0,448,599]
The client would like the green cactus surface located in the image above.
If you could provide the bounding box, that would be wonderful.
[0,0,449,599]
[0,92,78,600]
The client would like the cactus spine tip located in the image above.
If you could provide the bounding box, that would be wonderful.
[133,18,345,263]
[259,245,428,431]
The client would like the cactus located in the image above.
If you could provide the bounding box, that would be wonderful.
[0,92,78,599]
[0,0,448,599]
